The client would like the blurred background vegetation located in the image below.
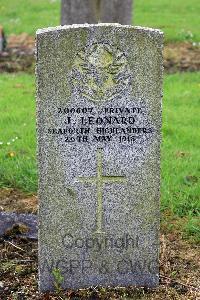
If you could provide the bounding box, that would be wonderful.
[0,0,199,42]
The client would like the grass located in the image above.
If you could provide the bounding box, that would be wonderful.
[0,0,60,36]
[0,72,199,239]
[0,0,199,42]
[134,0,200,42]
[162,73,200,221]
[161,72,200,239]
[0,74,37,192]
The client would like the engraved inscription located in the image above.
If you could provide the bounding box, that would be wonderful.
[48,105,154,146]
[41,256,157,275]
[77,149,126,233]
[62,233,140,251]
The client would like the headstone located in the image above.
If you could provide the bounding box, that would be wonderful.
[36,24,163,292]
[100,0,133,25]
[61,0,133,25]
[61,0,100,25]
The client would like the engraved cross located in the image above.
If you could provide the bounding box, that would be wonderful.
[77,149,126,234]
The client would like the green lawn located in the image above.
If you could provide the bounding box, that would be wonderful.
[135,0,200,42]
[0,0,199,42]
[161,73,200,239]
[0,74,36,192]
[0,72,199,238]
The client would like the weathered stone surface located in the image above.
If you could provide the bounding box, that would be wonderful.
[0,212,37,240]
[36,24,163,292]
[61,0,100,25]
[100,0,133,25]
[61,0,133,25]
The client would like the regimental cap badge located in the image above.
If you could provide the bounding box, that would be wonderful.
[70,43,132,103]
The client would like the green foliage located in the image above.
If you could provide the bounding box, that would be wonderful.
[0,0,199,42]
[52,268,64,293]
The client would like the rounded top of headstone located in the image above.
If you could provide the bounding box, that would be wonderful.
[36,23,163,37]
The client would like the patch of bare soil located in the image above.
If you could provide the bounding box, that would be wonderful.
[0,33,35,73]
[164,42,200,73]
[0,188,199,299]
[0,34,200,73]
[0,188,38,214]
